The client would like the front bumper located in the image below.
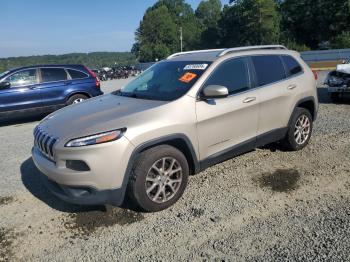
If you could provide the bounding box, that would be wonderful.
[328,86,350,93]
[37,170,124,206]
[31,135,135,206]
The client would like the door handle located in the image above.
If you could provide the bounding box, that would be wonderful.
[243,97,256,103]
[287,84,297,90]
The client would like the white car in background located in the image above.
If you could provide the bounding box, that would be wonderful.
[336,59,350,74]
[325,59,350,101]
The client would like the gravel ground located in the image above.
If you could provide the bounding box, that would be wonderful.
[1,72,350,261]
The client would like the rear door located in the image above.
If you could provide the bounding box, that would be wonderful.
[252,55,301,139]
[0,68,42,116]
[38,67,70,110]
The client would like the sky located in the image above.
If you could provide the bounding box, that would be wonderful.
[1,0,228,58]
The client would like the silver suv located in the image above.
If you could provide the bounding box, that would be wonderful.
[32,45,318,212]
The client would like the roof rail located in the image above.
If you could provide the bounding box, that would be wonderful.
[167,49,225,59]
[218,45,288,57]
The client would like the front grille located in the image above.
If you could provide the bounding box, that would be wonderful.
[33,126,58,161]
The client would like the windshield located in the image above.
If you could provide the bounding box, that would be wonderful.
[114,61,211,101]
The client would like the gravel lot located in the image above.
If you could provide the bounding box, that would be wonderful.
[1,72,350,261]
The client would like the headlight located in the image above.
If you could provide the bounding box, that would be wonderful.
[65,129,126,147]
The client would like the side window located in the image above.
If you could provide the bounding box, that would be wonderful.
[204,58,250,95]
[41,68,68,83]
[252,55,286,86]
[67,69,88,79]
[7,69,37,87]
[281,55,302,76]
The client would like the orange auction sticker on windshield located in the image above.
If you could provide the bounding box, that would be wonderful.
[179,72,197,83]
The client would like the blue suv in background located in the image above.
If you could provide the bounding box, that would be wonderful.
[0,64,103,119]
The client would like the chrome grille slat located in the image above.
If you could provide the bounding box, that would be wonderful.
[33,127,58,161]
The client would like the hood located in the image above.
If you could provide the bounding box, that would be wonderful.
[39,94,167,140]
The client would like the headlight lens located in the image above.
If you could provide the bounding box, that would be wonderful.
[65,129,125,147]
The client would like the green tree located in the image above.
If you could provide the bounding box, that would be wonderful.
[219,0,280,47]
[136,5,178,62]
[196,0,222,48]
[134,0,203,61]
[280,0,350,49]
[153,0,202,51]
[331,31,350,49]
[196,0,222,28]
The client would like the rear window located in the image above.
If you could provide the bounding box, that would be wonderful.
[252,55,286,86]
[282,55,303,76]
[41,68,68,82]
[67,69,88,79]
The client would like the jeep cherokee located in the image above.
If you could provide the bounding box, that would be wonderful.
[32,45,318,212]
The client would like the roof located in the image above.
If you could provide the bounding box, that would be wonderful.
[6,64,85,72]
[167,45,288,62]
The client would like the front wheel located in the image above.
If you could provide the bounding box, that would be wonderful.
[281,107,313,151]
[126,145,189,212]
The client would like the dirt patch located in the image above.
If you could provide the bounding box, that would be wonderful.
[190,207,205,218]
[63,206,144,236]
[0,196,14,206]
[258,169,301,192]
[0,227,15,261]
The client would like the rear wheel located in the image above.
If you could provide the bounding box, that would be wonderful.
[281,107,313,151]
[67,94,89,106]
[127,145,189,212]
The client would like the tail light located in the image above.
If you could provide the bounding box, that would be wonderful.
[84,66,100,88]
[312,70,318,80]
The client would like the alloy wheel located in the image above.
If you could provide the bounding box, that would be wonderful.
[72,98,85,104]
[145,157,182,204]
[294,114,311,145]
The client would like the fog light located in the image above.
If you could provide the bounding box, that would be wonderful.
[66,160,90,172]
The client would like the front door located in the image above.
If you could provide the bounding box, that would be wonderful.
[0,68,42,116]
[196,57,259,161]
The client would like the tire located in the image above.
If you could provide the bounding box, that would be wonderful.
[67,94,89,106]
[281,107,313,151]
[126,145,189,212]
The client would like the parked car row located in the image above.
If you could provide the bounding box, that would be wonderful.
[0,64,103,119]
[92,66,142,81]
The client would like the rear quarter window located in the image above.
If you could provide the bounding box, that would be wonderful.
[252,55,286,86]
[67,69,89,79]
[281,55,303,76]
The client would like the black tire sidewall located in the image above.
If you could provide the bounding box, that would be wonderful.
[129,145,189,212]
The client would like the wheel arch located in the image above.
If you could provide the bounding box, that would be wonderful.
[131,134,200,176]
[66,91,92,103]
[295,96,317,121]
[117,134,200,205]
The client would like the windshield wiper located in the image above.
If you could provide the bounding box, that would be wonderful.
[113,90,138,98]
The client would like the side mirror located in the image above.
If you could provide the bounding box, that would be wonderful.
[201,85,229,99]
[0,81,10,89]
